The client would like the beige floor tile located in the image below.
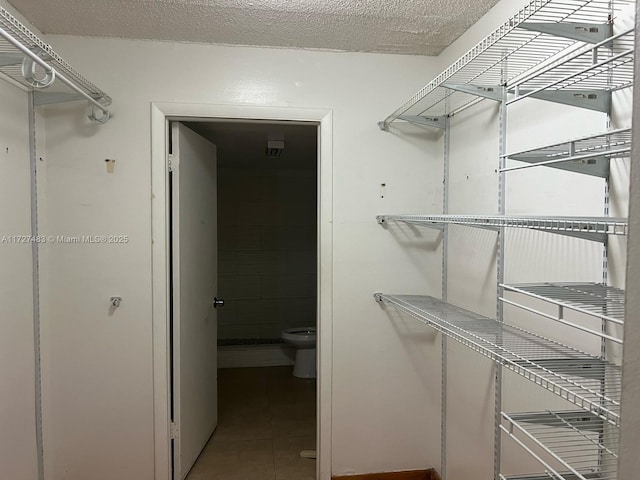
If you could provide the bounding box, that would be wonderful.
[186,367,316,479]
[268,383,316,408]
[270,402,317,438]
[186,438,276,480]
[218,387,269,416]
[218,367,274,386]
[213,410,274,442]
[273,435,317,480]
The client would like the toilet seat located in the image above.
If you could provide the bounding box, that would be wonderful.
[281,327,317,378]
[282,327,316,346]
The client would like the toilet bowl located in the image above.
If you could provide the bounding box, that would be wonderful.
[281,327,316,378]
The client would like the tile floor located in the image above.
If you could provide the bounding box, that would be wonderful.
[186,366,317,480]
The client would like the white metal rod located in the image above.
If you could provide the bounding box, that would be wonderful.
[500,284,624,325]
[499,424,578,480]
[449,96,487,116]
[0,25,109,116]
[0,25,52,72]
[500,297,623,344]
[508,47,633,105]
[501,147,631,172]
[501,127,632,157]
[42,68,109,116]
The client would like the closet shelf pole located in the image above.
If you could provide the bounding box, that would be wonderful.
[0,25,111,122]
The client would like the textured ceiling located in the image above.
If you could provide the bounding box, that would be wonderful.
[8,0,501,55]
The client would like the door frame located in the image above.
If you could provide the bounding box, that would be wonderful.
[151,102,333,480]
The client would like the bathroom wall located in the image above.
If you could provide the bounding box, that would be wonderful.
[217,165,317,342]
[204,123,319,342]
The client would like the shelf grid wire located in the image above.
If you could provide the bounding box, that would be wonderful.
[501,283,625,325]
[375,294,621,425]
[0,6,110,101]
[502,128,632,172]
[501,410,619,480]
[509,28,634,101]
[377,214,628,236]
[381,0,633,126]
[501,474,604,480]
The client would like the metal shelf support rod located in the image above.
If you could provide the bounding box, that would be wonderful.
[0,25,110,116]
[500,147,631,172]
[499,297,623,344]
[507,28,634,106]
[0,25,53,73]
[501,123,630,159]
[499,283,624,325]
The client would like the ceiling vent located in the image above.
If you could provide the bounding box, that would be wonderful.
[266,137,285,158]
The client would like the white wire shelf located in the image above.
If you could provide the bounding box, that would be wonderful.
[0,6,111,123]
[501,128,632,177]
[501,410,619,480]
[379,0,633,128]
[500,283,624,344]
[501,474,604,480]
[374,294,621,425]
[376,214,628,242]
[508,28,634,112]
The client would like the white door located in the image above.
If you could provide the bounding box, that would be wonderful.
[171,122,219,480]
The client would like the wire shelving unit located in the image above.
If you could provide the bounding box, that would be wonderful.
[376,214,628,241]
[374,0,633,478]
[501,474,604,480]
[501,128,632,177]
[378,0,634,129]
[0,6,111,123]
[507,28,635,111]
[500,283,625,343]
[373,294,621,426]
[500,411,619,480]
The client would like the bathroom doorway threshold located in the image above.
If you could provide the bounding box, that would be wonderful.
[151,103,333,480]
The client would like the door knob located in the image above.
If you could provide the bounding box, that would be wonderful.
[213,297,225,308]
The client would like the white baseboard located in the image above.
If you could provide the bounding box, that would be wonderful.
[218,344,295,369]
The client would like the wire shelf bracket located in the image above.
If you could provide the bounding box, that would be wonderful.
[518,22,613,44]
[514,89,611,112]
[442,83,505,101]
[501,282,624,324]
[501,128,631,177]
[0,6,112,124]
[398,115,448,130]
[508,28,634,112]
[378,0,633,128]
[374,294,621,426]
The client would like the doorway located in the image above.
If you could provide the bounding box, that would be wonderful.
[151,103,333,480]
[177,120,318,479]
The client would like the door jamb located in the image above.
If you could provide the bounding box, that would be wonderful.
[151,103,333,480]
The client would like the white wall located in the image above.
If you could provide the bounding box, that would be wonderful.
[0,79,38,479]
[35,34,445,478]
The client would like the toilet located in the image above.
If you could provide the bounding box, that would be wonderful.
[281,327,317,378]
